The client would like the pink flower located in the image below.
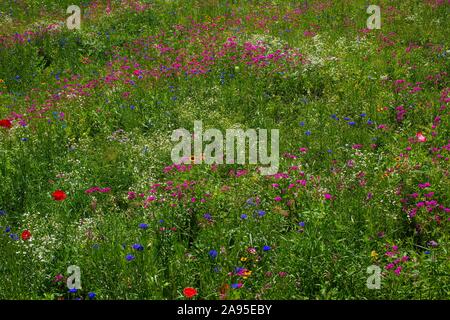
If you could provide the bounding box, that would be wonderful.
[274,196,282,202]
[416,132,427,142]
[324,193,332,200]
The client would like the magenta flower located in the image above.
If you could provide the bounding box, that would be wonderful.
[418,182,431,189]
[385,263,395,270]
[394,266,402,275]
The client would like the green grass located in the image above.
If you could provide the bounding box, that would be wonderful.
[0,0,449,300]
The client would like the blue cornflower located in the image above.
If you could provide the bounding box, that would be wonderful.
[0,210,5,216]
[5,226,11,233]
[68,288,78,294]
[425,251,431,255]
[240,214,248,220]
[327,149,332,153]
[299,121,305,126]
[10,233,19,241]
[246,198,256,206]
[132,243,144,251]
[263,245,271,252]
[203,213,212,221]
[209,250,218,259]
[125,254,135,261]
[139,223,149,230]
[367,120,373,125]
[305,130,311,136]
[257,210,266,217]
[88,292,96,299]
[331,114,339,120]
[360,113,366,117]
[344,117,351,121]
[299,221,306,227]
[348,121,356,126]
[158,219,164,224]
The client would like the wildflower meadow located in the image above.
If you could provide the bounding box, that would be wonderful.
[0,0,449,301]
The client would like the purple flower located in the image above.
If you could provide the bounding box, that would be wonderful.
[240,214,248,220]
[263,245,271,252]
[125,254,135,261]
[299,221,305,227]
[257,210,266,217]
[427,240,438,247]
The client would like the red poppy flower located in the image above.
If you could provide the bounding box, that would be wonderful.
[52,190,67,201]
[0,119,12,129]
[182,287,198,298]
[21,230,31,241]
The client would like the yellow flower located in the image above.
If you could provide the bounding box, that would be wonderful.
[370,250,378,259]
[240,257,248,262]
